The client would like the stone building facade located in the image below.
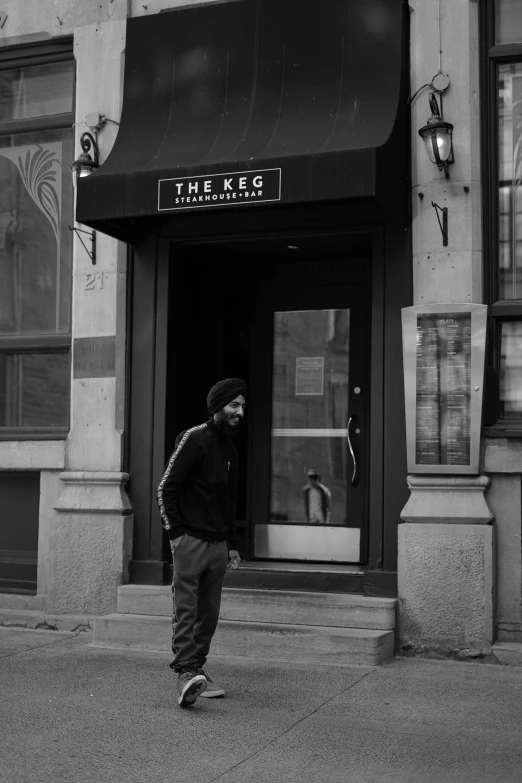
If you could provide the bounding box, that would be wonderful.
[0,0,520,663]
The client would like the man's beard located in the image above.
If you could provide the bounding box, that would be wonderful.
[214,409,241,436]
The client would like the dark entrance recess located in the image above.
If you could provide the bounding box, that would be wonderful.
[0,472,40,593]
[127,217,409,597]
[166,235,373,557]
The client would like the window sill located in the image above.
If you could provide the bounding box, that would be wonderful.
[490,301,522,317]
[0,439,66,471]
[0,428,69,441]
[0,334,71,350]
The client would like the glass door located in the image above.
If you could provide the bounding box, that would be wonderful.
[254,284,370,563]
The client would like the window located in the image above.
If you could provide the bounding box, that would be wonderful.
[482,2,522,432]
[0,40,74,437]
[495,0,522,46]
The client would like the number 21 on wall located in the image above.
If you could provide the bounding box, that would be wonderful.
[85,272,106,291]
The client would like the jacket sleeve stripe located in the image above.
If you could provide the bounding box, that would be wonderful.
[157,423,206,530]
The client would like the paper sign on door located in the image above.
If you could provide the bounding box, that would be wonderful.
[295,357,324,395]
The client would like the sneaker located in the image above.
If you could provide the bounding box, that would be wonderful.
[177,670,207,707]
[197,669,225,698]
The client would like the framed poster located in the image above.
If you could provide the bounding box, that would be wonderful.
[401,304,488,474]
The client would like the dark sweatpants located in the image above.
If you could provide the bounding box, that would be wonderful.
[170,532,228,673]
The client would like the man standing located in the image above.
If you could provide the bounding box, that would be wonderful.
[157,378,245,707]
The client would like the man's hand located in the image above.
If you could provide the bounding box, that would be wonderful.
[228,549,241,570]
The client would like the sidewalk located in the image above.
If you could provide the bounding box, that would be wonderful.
[1,627,521,783]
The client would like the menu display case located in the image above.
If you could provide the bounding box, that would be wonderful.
[401,304,488,474]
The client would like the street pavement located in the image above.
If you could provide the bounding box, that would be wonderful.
[0,626,521,783]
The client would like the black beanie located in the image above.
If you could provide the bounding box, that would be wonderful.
[207,378,246,416]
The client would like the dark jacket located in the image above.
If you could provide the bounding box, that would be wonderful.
[302,481,331,524]
[157,419,238,549]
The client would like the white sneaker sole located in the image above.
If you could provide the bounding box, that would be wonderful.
[199,688,225,698]
[178,674,207,707]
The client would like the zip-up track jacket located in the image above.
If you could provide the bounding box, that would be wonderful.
[157,419,238,549]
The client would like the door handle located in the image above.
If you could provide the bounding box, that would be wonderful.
[347,415,358,486]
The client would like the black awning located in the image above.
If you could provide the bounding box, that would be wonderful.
[76,0,405,232]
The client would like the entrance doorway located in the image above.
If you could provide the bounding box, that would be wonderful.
[165,235,372,565]
[252,282,370,563]
[127,218,410,590]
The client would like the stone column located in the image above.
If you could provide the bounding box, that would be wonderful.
[484,443,522,644]
[51,16,133,616]
[51,472,132,615]
[401,1,495,655]
[399,477,495,654]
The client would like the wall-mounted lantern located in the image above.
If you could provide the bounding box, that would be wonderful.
[418,92,454,178]
[70,131,99,184]
[70,125,100,265]
[69,112,119,264]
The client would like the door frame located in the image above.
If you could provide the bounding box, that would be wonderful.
[247,260,374,564]
[126,200,409,595]
[243,230,384,567]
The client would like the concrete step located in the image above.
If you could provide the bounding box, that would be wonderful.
[93,613,394,666]
[116,585,396,630]
[223,562,366,593]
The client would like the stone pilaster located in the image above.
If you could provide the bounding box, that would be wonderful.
[51,472,133,615]
[401,1,494,656]
[49,16,133,615]
[399,476,495,654]
[484,442,522,643]
[410,0,482,304]
[0,1,130,617]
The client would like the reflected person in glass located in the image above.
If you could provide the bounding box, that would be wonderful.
[302,469,332,524]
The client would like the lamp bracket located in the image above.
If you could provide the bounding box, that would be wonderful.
[69,226,96,265]
[79,131,99,165]
[85,112,106,131]
[429,93,440,117]
[431,201,448,247]
[85,112,120,131]
[431,72,450,93]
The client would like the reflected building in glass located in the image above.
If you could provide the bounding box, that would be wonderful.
[270,309,350,528]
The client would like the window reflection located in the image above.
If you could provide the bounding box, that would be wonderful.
[495,0,522,46]
[500,322,522,418]
[0,129,73,335]
[0,62,74,122]
[0,54,74,432]
[302,470,331,524]
[270,309,350,526]
[0,352,70,427]
[498,63,522,299]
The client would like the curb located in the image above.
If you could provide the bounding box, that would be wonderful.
[0,609,93,634]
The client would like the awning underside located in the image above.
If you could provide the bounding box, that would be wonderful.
[76,0,404,228]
